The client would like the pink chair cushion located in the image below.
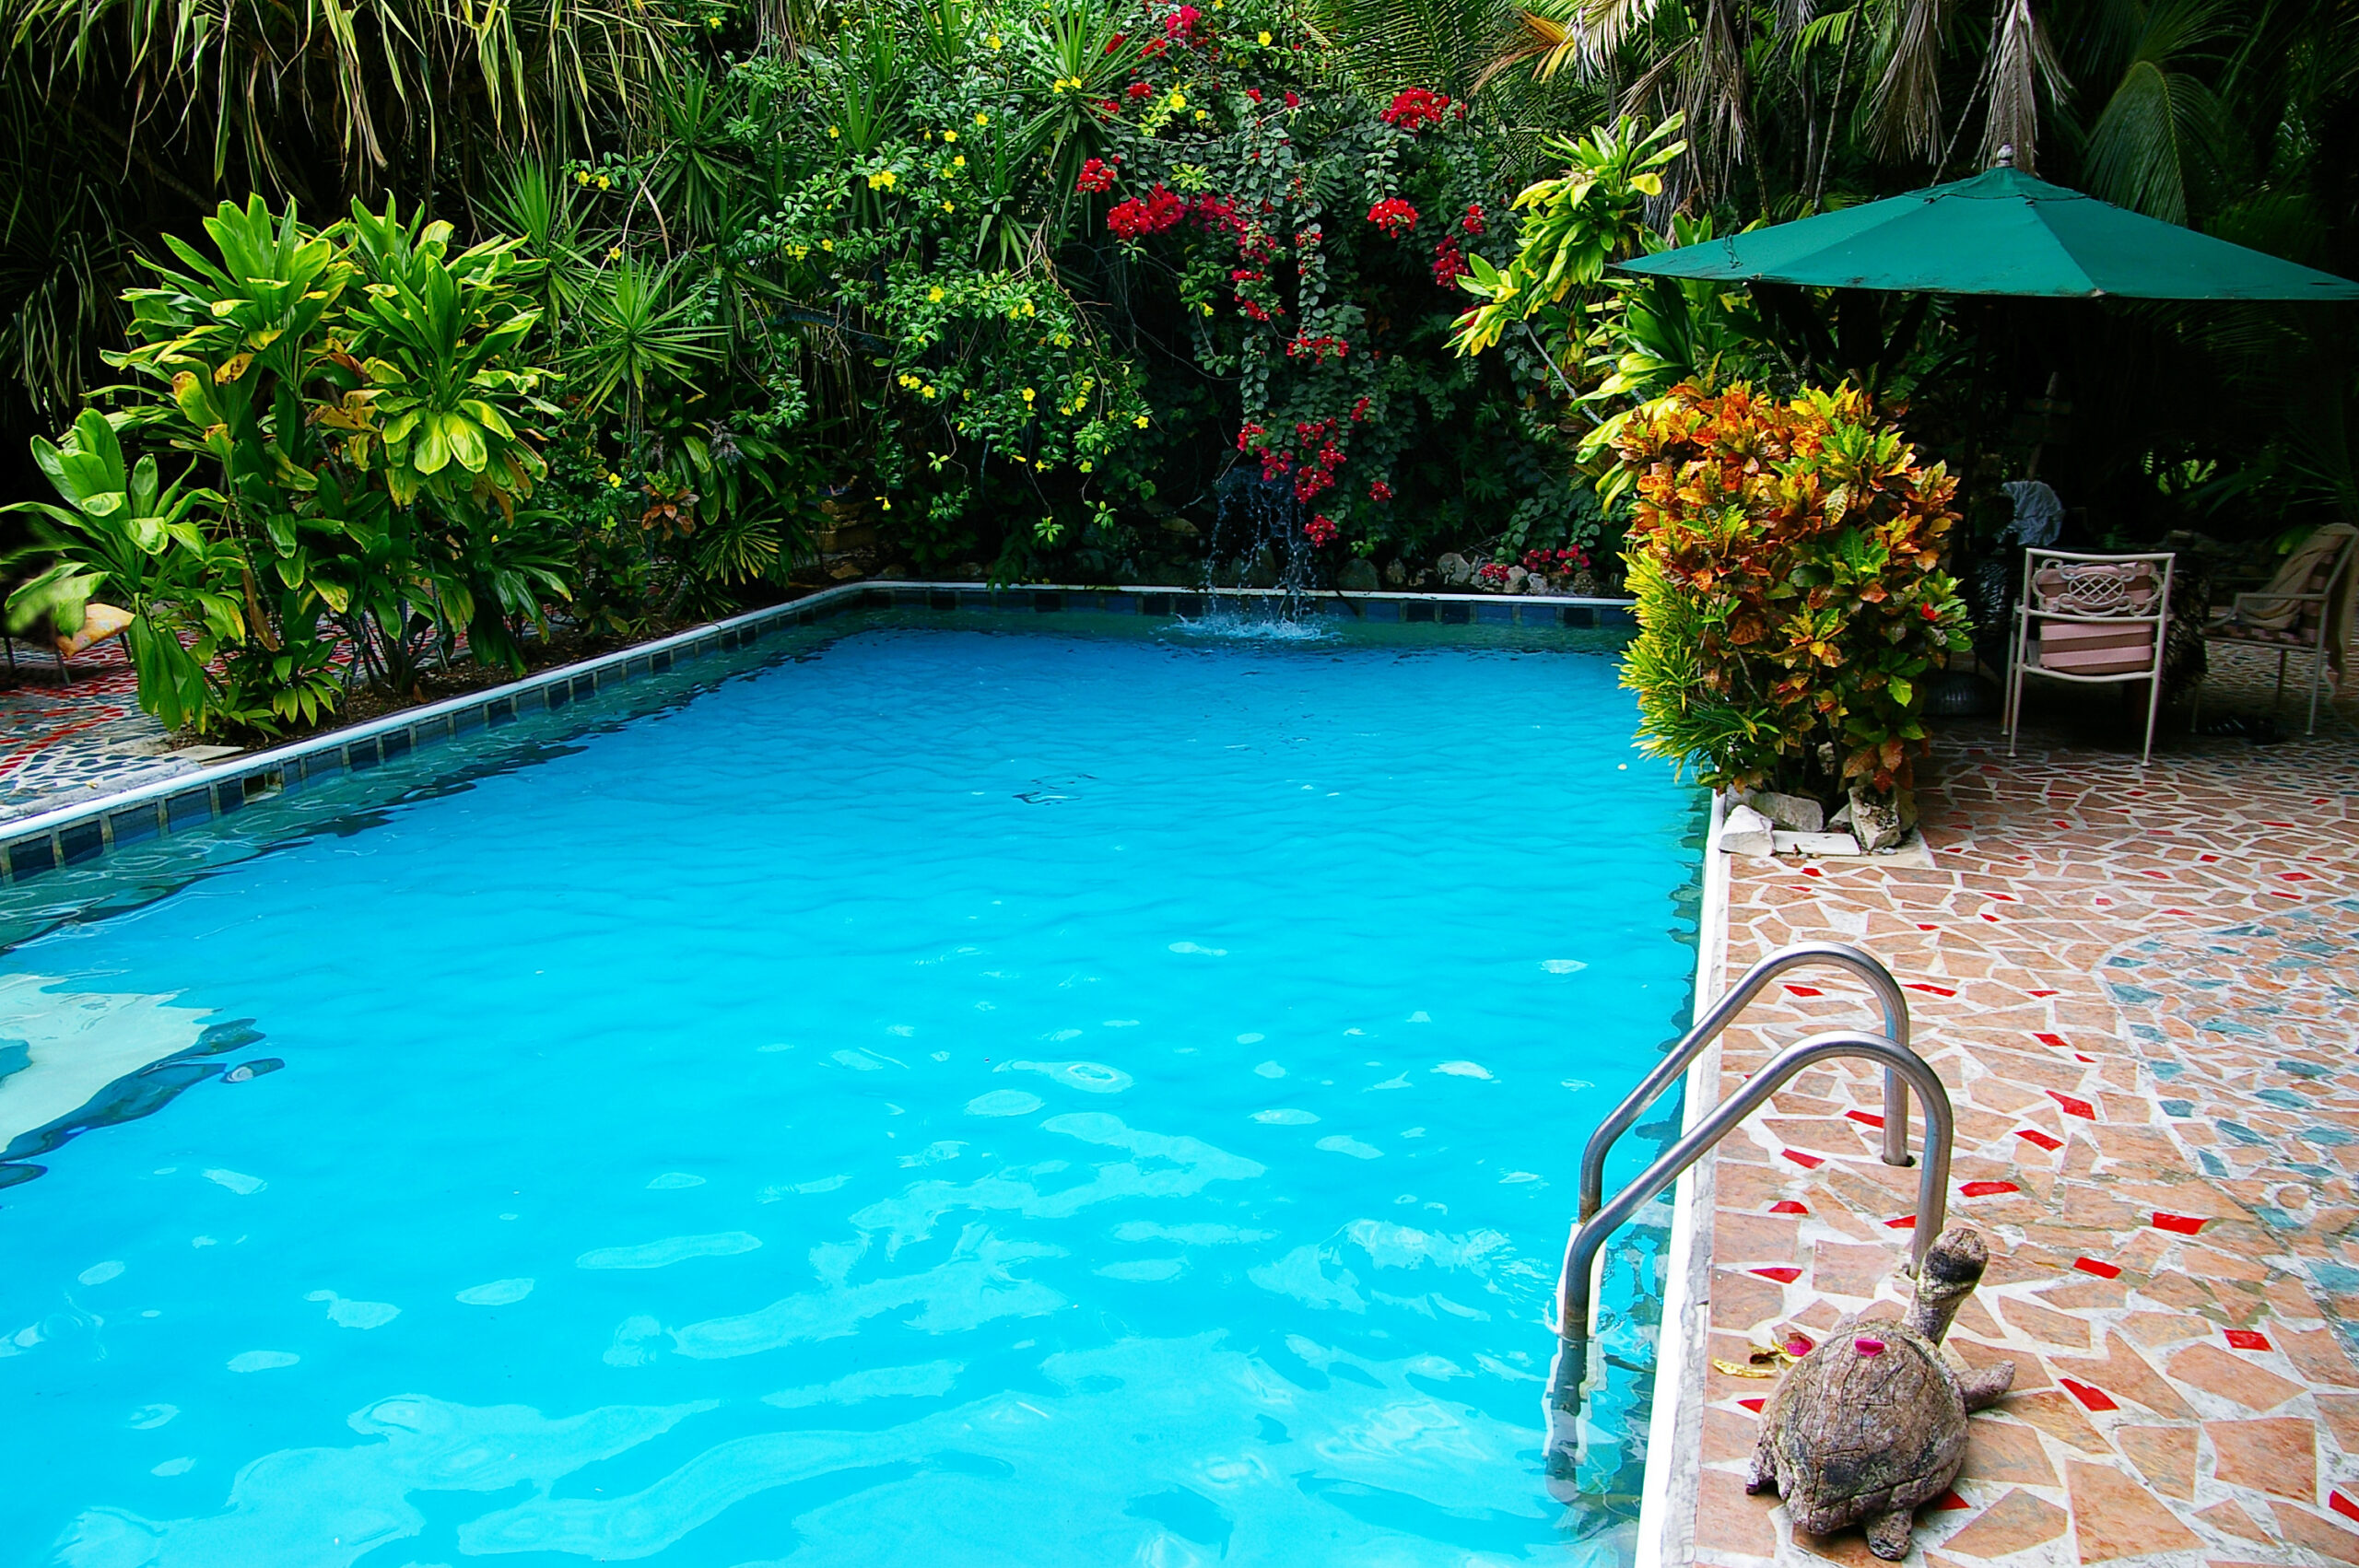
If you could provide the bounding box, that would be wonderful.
[2036,617,2155,676]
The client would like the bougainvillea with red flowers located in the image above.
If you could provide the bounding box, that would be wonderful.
[722,0,1604,587]
[1379,88,1453,133]
[1431,237,1469,288]
[1107,184,1187,240]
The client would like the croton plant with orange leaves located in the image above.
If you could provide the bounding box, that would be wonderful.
[1603,380,1972,803]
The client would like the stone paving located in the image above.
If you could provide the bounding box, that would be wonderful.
[0,641,197,825]
[1684,666,2359,1568]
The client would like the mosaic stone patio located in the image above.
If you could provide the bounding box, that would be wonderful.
[1684,661,2359,1568]
[0,640,200,826]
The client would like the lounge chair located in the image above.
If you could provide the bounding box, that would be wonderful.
[2191,522,2358,737]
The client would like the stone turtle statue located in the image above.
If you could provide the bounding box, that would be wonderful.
[1747,1224,2015,1560]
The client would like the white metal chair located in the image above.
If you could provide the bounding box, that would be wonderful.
[2004,548,2175,764]
[2192,521,2358,737]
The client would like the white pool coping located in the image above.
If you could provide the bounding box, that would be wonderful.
[1636,789,1731,1568]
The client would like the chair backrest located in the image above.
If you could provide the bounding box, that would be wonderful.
[2239,522,2359,635]
[2020,548,2173,678]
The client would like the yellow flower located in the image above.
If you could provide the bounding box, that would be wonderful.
[1193,109,1209,122]
[606,472,622,486]
[1167,89,1186,110]
[923,129,933,140]
[1021,387,1037,401]
[1134,414,1150,427]
[828,124,840,138]
[975,111,990,126]
[1022,299,1036,316]
[877,496,892,509]
[574,170,590,185]
[944,130,957,143]
[921,385,938,399]
[866,168,898,190]
[607,244,623,260]
[1257,29,1271,41]
[942,201,955,212]
[987,30,1002,47]
[595,174,612,190]
[1034,459,1048,470]
[928,286,945,302]
[1078,460,1093,473]
[822,238,835,251]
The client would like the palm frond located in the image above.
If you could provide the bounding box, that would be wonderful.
[1978,0,2069,170]
[1863,0,1953,161]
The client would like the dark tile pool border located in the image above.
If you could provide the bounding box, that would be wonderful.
[0,581,1633,889]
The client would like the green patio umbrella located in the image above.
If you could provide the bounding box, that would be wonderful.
[1615,162,2359,299]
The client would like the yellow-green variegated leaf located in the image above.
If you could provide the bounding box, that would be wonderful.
[442,413,488,473]
[458,399,515,439]
[413,419,452,474]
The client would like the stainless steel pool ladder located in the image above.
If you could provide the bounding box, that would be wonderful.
[1541,942,1955,1477]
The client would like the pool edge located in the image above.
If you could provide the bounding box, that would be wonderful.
[0,581,1636,889]
[1635,788,1731,1568]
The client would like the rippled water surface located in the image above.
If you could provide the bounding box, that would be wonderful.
[0,615,1701,1567]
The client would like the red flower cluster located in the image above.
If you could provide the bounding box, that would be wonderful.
[1163,4,1201,39]
[1192,193,1240,230]
[1092,97,1122,118]
[1282,417,1345,502]
[1284,90,1300,109]
[1368,480,1394,502]
[1461,203,1486,235]
[1126,80,1153,99]
[1304,515,1340,545]
[1476,561,1511,586]
[1285,333,1349,363]
[1379,88,1452,132]
[1366,197,1418,238]
[1104,30,1126,51]
[1350,396,1370,422]
[1431,236,1469,287]
[1076,158,1119,193]
[1108,184,1187,239]
[1235,421,1266,451]
[1522,545,1590,574]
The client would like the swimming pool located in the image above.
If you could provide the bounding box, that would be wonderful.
[1,608,1701,1567]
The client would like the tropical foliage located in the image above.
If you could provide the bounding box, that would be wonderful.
[0,0,2352,740]
[1610,380,1971,800]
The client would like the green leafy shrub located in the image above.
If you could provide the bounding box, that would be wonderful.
[1604,380,1971,803]
[7,195,569,733]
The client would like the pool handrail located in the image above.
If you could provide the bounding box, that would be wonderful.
[1576,942,1916,1235]
[1543,1025,1955,1478]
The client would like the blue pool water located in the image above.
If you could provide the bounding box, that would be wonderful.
[0,614,1701,1567]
